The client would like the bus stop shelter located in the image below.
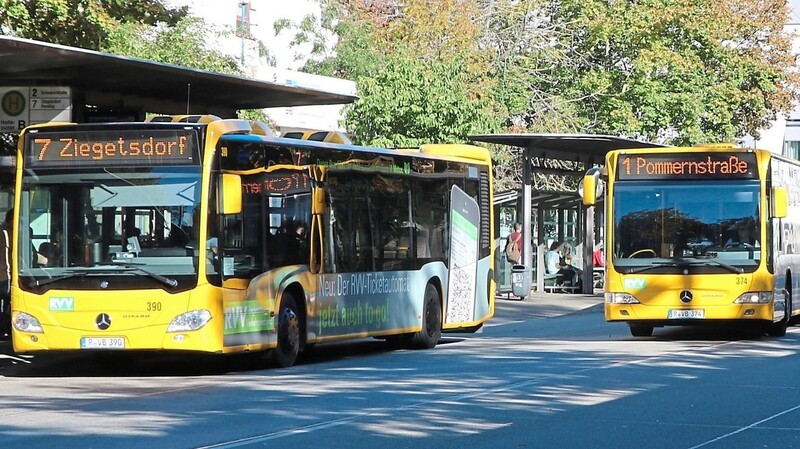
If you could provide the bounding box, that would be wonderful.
[492,187,585,295]
[0,35,357,123]
[471,133,666,296]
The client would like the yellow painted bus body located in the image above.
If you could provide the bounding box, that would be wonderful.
[11,118,494,364]
[604,270,776,323]
[587,146,799,336]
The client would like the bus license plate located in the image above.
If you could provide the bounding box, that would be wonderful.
[668,309,705,319]
[80,337,125,349]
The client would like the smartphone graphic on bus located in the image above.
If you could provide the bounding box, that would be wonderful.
[446,185,480,323]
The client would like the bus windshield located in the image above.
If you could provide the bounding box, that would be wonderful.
[613,180,761,274]
[18,166,204,290]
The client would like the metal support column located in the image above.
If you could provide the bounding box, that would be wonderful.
[521,145,533,299]
[582,205,595,294]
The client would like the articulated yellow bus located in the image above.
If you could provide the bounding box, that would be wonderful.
[582,144,798,337]
[11,118,495,366]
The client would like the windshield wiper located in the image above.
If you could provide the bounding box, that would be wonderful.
[36,264,178,288]
[624,262,679,274]
[624,258,744,275]
[109,261,179,287]
[35,270,90,287]
[689,258,744,274]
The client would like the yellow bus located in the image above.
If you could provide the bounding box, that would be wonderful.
[282,129,351,144]
[10,118,495,366]
[0,155,14,339]
[581,144,798,337]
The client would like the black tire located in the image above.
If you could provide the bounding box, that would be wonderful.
[789,287,799,326]
[411,284,442,349]
[272,292,301,368]
[629,324,654,337]
[767,289,790,337]
[0,317,9,341]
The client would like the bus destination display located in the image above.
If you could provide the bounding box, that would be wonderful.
[27,129,198,167]
[617,152,757,180]
[243,172,311,196]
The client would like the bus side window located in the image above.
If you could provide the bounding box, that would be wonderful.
[415,224,431,258]
[225,219,243,248]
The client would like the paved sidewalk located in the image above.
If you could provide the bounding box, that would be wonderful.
[495,289,604,319]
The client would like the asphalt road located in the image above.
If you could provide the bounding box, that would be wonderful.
[1,294,799,449]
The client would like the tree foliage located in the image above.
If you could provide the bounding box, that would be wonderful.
[3,0,797,182]
[281,0,502,147]
[542,0,799,145]
[278,0,799,190]
[103,17,269,122]
[103,17,240,74]
[347,52,499,147]
[0,0,187,49]
[0,2,266,129]
[482,0,591,134]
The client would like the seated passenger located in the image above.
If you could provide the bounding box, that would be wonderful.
[545,241,580,286]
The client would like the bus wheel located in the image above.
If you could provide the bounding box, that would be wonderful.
[629,324,653,337]
[411,283,442,349]
[273,293,301,368]
[767,290,790,337]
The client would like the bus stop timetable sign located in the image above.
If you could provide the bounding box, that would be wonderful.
[0,86,72,133]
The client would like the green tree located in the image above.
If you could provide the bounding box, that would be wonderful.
[481,0,590,192]
[103,17,239,74]
[0,0,187,49]
[347,51,499,147]
[279,0,501,146]
[541,0,799,145]
[483,0,799,191]
[103,16,269,122]
[483,0,588,133]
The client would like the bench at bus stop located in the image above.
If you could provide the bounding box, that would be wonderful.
[542,273,580,293]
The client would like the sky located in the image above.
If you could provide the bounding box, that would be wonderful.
[791,0,800,24]
[168,0,321,70]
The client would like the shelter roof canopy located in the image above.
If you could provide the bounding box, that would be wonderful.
[0,36,356,117]
[470,133,667,165]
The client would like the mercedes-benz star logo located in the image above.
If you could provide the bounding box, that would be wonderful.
[679,290,693,303]
[95,313,111,330]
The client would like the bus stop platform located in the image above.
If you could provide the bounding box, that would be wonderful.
[495,290,604,319]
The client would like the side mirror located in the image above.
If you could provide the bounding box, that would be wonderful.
[580,167,603,206]
[221,174,242,215]
[772,186,788,219]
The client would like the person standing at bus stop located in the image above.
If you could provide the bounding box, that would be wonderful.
[505,223,523,265]
[0,209,12,339]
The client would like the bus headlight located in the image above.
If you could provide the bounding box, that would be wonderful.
[605,292,640,304]
[167,309,212,332]
[734,292,772,304]
[13,311,43,333]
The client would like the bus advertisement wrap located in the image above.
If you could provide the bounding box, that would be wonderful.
[446,185,479,324]
[11,119,494,368]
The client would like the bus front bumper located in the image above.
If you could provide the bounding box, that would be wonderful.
[605,302,775,324]
[11,317,222,354]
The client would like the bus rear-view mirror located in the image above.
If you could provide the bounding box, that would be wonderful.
[221,174,242,215]
[772,186,788,219]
